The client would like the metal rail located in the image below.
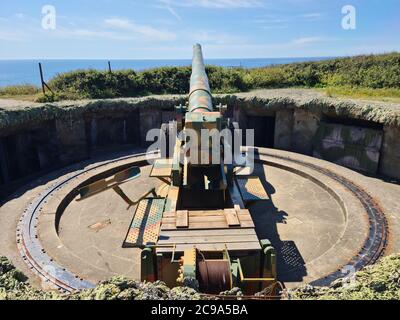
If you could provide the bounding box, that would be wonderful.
[16,152,155,292]
[257,152,388,287]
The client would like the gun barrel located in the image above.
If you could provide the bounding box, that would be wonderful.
[188,44,213,113]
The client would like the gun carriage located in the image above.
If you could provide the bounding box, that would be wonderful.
[78,44,277,295]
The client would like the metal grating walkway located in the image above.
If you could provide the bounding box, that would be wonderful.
[123,198,166,248]
[236,176,269,203]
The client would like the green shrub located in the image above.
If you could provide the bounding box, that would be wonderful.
[248,52,400,89]
[2,52,400,101]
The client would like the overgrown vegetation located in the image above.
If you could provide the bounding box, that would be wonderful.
[0,256,202,300]
[290,254,400,300]
[1,52,399,102]
[1,254,400,300]
[0,84,40,100]
[40,65,248,101]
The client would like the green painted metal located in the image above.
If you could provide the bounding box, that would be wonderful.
[141,247,156,282]
[188,44,213,114]
[260,239,277,279]
[78,166,141,201]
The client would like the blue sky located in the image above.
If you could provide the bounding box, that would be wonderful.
[0,0,399,59]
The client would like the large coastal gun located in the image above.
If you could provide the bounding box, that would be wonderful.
[132,44,277,295]
[79,44,277,295]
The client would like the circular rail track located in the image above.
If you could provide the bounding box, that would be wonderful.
[16,150,389,292]
[262,152,389,287]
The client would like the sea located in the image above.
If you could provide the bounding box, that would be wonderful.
[0,57,332,87]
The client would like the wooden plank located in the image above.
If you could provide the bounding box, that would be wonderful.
[167,186,179,201]
[159,229,258,239]
[161,220,255,231]
[163,213,252,224]
[163,210,224,218]
[77,166,141,201]
[161,208,255,231]
[176,210,189,228]
[163,209,252,218]
[157,234,259,244]
[163,216,225,224]
[156,242,261,253]
[159,228,256,237]
[188,210,225,216]
[234,166,253,176]
[224,209,240,227]
[150,159,173,178]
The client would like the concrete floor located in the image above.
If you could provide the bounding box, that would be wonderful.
[54,162,346,288]
[250,164,345,286]
[58,165,161,282]
[1,148,399,290]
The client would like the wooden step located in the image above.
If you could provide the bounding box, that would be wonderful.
[161,209,254,231]
[224,209,240,227]
[176,210,189,228]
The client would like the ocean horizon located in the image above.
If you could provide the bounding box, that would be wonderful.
[0,57,334,87]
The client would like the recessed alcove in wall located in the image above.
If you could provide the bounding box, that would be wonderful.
[0,121,59,181]
[247,115,276,148]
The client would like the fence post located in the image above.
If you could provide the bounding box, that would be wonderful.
[39,62,46,95]
[108,61,112,73]
[38,63,54,96]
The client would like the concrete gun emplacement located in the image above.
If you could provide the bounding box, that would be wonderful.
[78,44,278,296]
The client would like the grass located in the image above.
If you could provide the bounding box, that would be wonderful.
[0,84,40,101]
[322,87,400,102]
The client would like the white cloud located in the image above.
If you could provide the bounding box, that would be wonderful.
[0,31,26,42]
[104,18,176,41]
[14,13,26,19]
[157,0,182,21]
[300,13,322,21]
[165,0,262,9]
[254,18,290,24]
[192,30,243,45]
[292,36,327,45]
[69,29,127,40]
[261,25,289,30]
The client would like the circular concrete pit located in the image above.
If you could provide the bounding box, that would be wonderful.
[7,148,390,292]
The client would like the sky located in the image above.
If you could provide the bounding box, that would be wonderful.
[0,0,399,59]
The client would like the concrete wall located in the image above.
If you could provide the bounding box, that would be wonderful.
[291,110,321,155]
[0,105,179,197]
[274,109,294,151]
[1,121,59,181]
[313,123,383,175]
[139,107,162,147]
[0,140,9,185]
[0,100,399,198]
[233,105,247,130]
[56,118,88,165]
[0,111,142,197]
[380,125,400,179]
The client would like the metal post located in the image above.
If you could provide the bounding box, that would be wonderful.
[108,61,112,73]
[39,62,45,95]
